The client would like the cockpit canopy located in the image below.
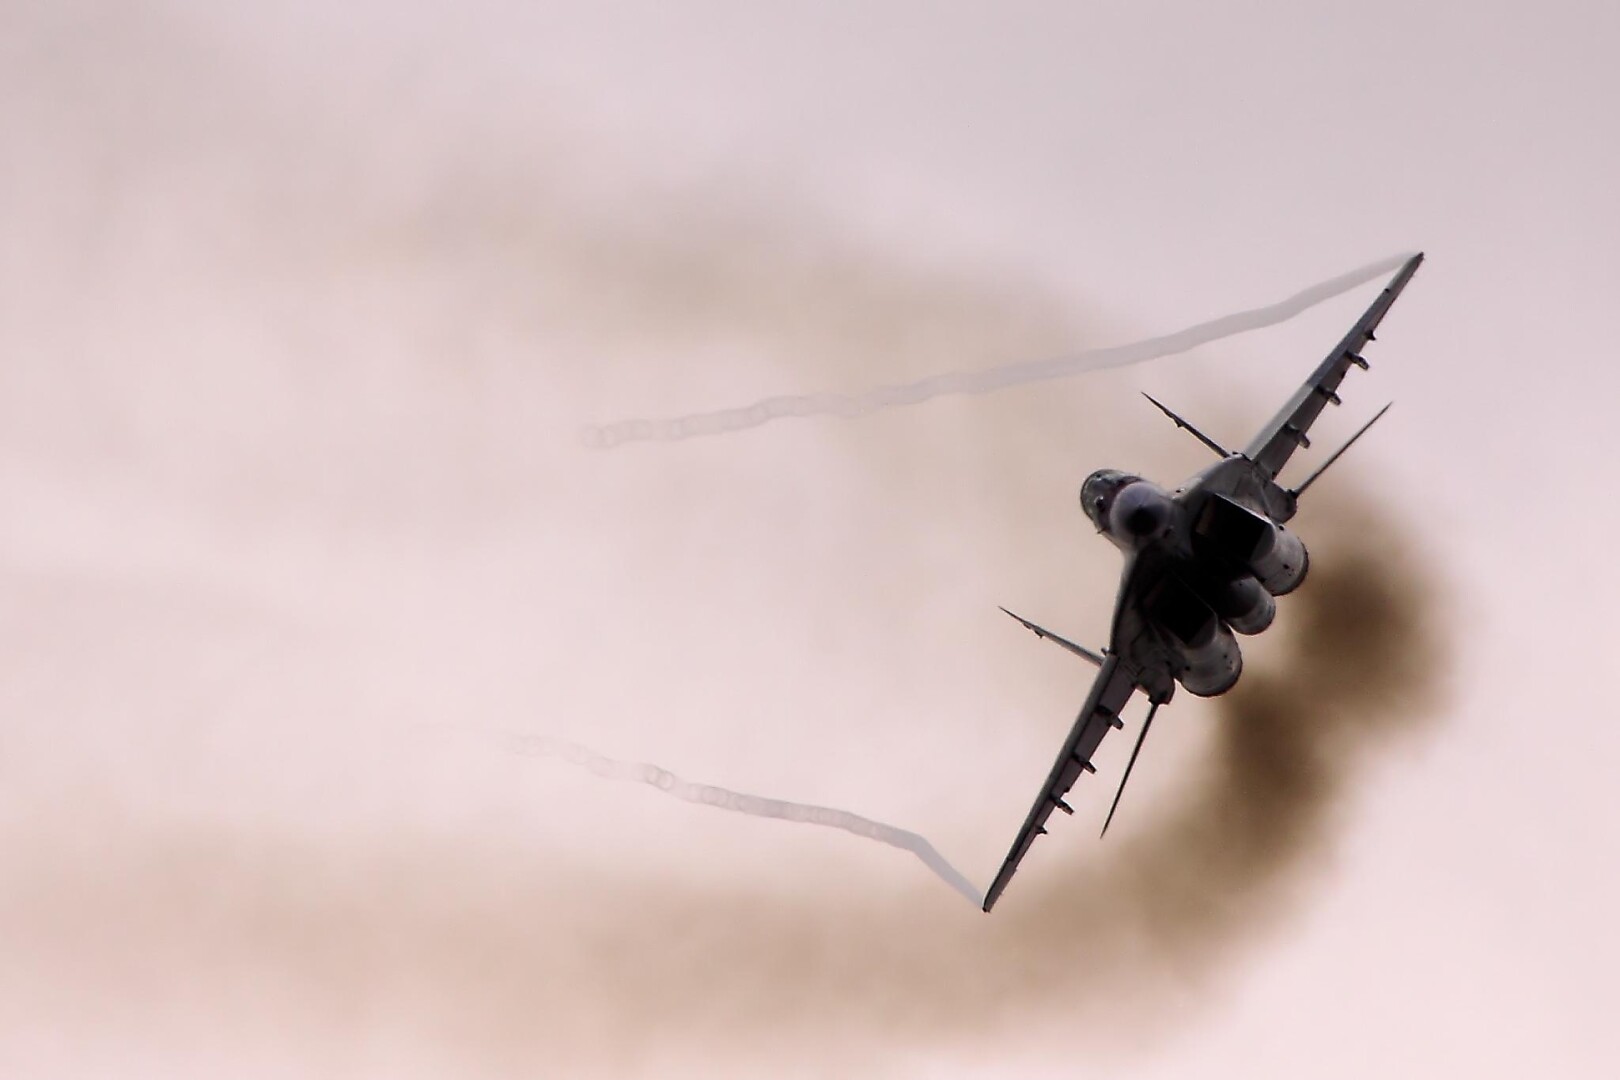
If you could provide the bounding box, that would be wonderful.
[1080,469,1139,531]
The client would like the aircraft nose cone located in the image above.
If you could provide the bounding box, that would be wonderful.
[1124,505,1161,535]
[1111,482,1172,539]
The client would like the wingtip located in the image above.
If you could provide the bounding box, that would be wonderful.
[998,606,1033,633]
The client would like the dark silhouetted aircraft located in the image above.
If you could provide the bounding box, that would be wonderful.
[982,253,1424,912]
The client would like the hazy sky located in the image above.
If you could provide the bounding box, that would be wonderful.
[3,2,1617,1077]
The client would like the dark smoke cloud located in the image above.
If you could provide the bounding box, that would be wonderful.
[0,497,1445,1075]
[0,5,1448,1076]
[513,499,1447,1044]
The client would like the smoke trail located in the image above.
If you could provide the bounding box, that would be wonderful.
[582,252,1416,448]
[493,730,982,905]
[0,503,1441,1073]
[479,501,1446,1054]
[0,6,1455,1074]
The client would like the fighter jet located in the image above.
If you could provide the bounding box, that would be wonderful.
[981,253,1424,913]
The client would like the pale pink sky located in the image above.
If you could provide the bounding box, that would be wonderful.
[2,2,1617,1077]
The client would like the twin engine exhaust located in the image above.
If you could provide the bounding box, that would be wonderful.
[1194,493,1309,597]
[1149,493,1311,696]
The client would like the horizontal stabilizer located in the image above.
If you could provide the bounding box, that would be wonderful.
[1101,698,1162,838]
[1142,393,1229,458]
[998,607,1104,667]
[1292,402,1393,498]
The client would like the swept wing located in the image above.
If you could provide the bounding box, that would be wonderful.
[1244,253,1424,481]
[981,649,1138,912]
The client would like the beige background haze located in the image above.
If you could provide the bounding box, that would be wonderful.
[2,2,1617,1077]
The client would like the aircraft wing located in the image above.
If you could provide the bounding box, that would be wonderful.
[981,651,1137,912]
[1243,253,1424,481]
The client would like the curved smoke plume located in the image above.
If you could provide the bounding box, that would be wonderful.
[0,6,1449,1075]
[0,496,1445,1075]
[482,497,1447,1055]
[581,253,1416,447]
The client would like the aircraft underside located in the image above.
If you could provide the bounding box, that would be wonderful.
[983,252,1424,912]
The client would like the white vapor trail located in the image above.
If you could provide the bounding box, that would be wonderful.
[497,730,984,906]
[583,252,1417,448]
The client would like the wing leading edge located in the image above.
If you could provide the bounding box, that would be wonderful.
[981,653,1137,912]
[1243,252,1424,481]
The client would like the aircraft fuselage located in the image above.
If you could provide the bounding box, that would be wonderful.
[1080,456,1308,699]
